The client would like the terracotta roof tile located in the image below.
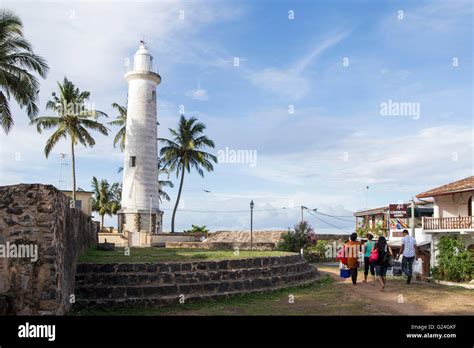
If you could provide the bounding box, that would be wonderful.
[416,176,474,198]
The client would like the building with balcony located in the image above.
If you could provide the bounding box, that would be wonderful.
[354,206,390,236]
[354,202,433,238]
[416,176,474,267]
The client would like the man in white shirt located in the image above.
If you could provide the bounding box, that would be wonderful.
[398,229,418,284]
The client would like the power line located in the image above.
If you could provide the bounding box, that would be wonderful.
[318,212,355,218]
[313,210,355,222]
[307,210,352,234]
[160,206,356,217]
[301,206,355,219]
[160,206,299,214]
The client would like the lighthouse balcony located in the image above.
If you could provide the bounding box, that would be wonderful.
[126,60,160,74]
[124,69,161,84]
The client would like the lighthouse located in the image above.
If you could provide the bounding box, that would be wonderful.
[118,41,163,246]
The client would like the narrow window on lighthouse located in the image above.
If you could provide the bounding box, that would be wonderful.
[130,156,136,167]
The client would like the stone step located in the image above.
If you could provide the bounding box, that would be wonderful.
[74,273,319,310]
[76,254,303,274]
[75,267,317,300]
[75,260,311,287]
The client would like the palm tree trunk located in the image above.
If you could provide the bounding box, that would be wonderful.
[171,167,185,233]
[101,214,104,230]
[71,139,76,208]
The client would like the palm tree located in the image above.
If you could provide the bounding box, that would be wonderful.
[31,77,108,207]
[157,159,174,202]
[109,102,127,151]
[0,9,49,133]
[159,115,217,233]
[91,177,121,229]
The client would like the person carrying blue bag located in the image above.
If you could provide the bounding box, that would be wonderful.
[344,233,361,285]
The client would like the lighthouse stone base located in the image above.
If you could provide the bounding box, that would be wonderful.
[118,209,163,247]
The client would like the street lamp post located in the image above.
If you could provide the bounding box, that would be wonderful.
[250,200,254,251]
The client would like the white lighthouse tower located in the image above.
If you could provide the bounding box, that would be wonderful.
[118,41,163,246]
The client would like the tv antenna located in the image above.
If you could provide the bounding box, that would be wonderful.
[58,153,70,190]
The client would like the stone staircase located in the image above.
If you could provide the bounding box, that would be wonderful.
[74,254,318,310]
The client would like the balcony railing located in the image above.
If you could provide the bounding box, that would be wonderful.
[125,60,159,74]
[423,216,473,230]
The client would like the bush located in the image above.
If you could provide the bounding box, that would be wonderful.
[278,221,315,253]
[431,236,473,282]
[356,222,383,238]
[304,240,329,262]
[182,224,209,240]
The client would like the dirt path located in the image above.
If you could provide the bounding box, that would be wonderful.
[318,266,474,315]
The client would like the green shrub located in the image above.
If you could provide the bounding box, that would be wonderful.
[277,221,314,253]
[183,224,209,239]
[356,222,384,238]
[431,236,473,282]
[305,240,329,262]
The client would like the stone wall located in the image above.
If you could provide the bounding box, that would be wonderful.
[151,233,196,247]
[98,232,128,247]
[75,254,318,309]
[163,230,287,251]
[207,230,287,243]
[315,234,351,241]
[165,241,277,250]
[0,184,98,315]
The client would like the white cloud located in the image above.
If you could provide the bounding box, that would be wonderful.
[185,88,209,101]
[247,68,310,100]
[246,125,472,193]
[293,31,349,74]
[4,0,244,105]
[0,0,239,188]
[247,31,349,100]
[378,0,473,45]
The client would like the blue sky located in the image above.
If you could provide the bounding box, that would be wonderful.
[1,0,472,233]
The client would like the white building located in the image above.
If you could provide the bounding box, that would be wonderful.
[416,176,474,267]
[118,41,163,246]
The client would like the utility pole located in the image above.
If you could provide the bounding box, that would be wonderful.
[58,153,67,190]
[301,206,308,223]
[250,200,254,251]
[410,197,415,237]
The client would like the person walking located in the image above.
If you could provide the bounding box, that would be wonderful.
[373,236,393,291]
[398,229,418,284]
[363,233,375,285]
[344,232,361,285]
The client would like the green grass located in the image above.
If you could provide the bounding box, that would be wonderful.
[72,263,474,316]
[78,247,294,264]
[73,274,364,316]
